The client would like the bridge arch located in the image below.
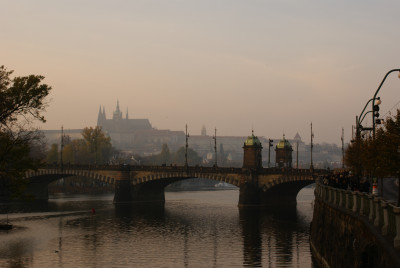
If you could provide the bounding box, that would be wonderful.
[24,169,117,200]
[131,172,240,188]
[258,174,315,205]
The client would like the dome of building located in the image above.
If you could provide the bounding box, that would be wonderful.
[244,131,262,146]
[276,134,292,149]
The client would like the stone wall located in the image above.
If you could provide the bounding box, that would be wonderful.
[310,182,400,267]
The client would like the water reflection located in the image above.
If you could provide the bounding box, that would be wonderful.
[239,204,310,267]
[0,190,315,267]
[240,208,262,267]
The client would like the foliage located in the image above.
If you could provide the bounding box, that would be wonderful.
[46,143,59,164]
[0,65,51,200]
[345,109,400,178]
[45,126,114,165]
[0,65,51,128]
[81,126,112,164]
[141,144,202,166]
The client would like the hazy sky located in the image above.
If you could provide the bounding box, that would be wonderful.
[1,0,400,144]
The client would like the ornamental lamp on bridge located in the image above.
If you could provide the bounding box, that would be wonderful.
[242,130,263,170]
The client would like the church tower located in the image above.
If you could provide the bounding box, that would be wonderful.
[113,100,123,120]
[97,105,106,126]
[242,131,263,169]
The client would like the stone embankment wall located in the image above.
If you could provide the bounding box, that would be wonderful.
[310,182,400,268]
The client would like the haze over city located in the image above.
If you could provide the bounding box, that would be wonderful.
[1,0,400,144]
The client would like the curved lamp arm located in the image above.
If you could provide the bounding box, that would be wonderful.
[372,69,400,138]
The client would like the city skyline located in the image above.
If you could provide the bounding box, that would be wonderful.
[1,0,400,144]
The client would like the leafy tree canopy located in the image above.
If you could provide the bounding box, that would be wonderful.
[0,65,51,200]
[0,65,51,129]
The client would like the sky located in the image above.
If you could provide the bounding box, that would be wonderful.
[1,0,400,145]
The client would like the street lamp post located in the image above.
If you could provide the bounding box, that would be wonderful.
[213,128,217,167]
[60,125,64,172]
[185,124,189,167]
[310,122,314,170]
[268,139,273,168]
[357,97,380,137]
[296,140,299,169]
[372,69,400,138]
[341,128,345,169]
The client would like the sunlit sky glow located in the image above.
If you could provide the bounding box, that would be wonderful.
[2,0,400,144]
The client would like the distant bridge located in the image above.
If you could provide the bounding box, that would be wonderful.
[24,165,327,206]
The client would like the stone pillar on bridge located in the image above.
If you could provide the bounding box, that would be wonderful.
[239,170,262,206]
[239,132,263,206]
[113,165,132,203]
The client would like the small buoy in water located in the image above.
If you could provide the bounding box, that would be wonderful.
[91,208,95,214]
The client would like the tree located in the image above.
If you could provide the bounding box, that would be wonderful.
[81,126,112,164]
[345,109,400,204]
[0,65,51,200]
[172,147,202,166]
[67,139,91,164]
[46,144,59,164]
[0,65,51,128]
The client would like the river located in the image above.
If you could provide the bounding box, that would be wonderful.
[0,186,316,267]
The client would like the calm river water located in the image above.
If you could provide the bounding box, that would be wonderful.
[0,186,316,267]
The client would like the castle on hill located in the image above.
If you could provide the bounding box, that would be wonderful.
[96,101,184,154]
[97,101,152,133]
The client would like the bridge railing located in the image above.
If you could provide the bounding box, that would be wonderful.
[315,182,400,250]
[42,164,326,176]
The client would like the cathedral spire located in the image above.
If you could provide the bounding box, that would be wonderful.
[126,108,129,119]
[97,105,103,126]
[113,100,122,120]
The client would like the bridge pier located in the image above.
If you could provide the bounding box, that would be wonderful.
[239,183,261,206]
[114,179,133,203]
[113,166,133,203]
[113,166,166,204]
[114,182,166,204]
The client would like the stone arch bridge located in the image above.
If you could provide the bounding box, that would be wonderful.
[24,165,327,206]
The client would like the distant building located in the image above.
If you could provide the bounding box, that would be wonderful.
[97,101,152,133]
[96,101,184,155]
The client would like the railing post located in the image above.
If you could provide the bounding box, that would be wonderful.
[318,183,322,198]
[374,197,382,227]
[345,191,350,209]
[327,187,331,203]
[320,185,325,200]
[381,200,389,236]
[359,193,365,216]
[393,207,400,249]
[352,192,358,213]
[332,188,337,205]
[369,195,374,221]
[339,189,344,207]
